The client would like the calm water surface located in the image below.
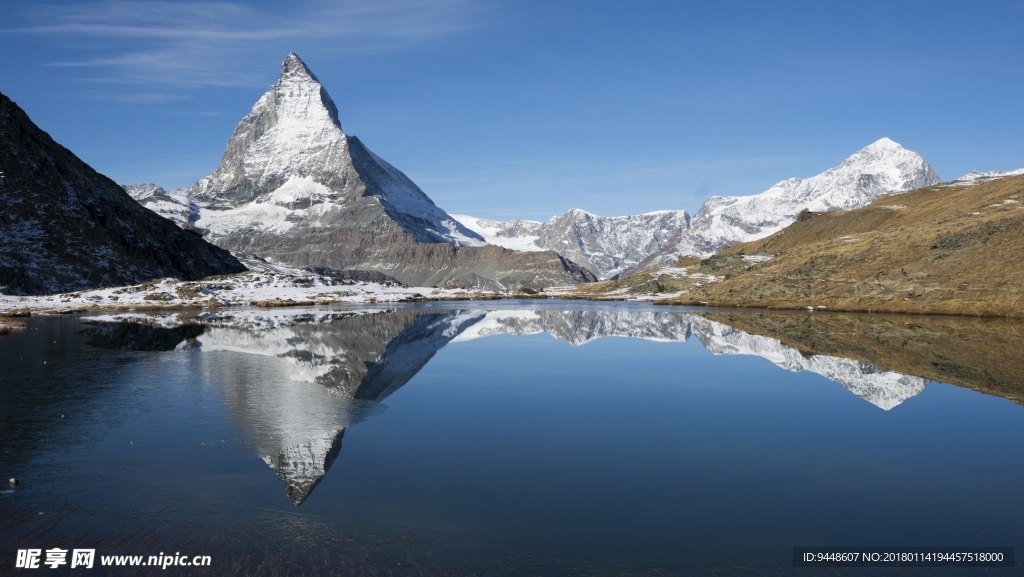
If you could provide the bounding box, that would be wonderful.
[2,301,1023,575]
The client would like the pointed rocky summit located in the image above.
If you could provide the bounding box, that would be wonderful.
[166,53,595,290]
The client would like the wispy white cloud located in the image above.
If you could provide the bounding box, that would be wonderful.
[11,0,488,91]
[86,91,191,104]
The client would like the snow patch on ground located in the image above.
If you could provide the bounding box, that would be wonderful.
[0,272,497,316]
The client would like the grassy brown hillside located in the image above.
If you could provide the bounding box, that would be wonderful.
[666,174,1024,317]
[701,311,1024,406]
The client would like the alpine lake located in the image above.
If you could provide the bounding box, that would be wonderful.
[2,300,1024,576]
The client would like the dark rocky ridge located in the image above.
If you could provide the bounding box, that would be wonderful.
[0,92,246,295]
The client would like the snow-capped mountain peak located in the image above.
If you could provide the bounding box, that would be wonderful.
[125,53,598,290]
[455,138,938,278]
[277,52,342,129]
[664,137,940,259]
[179,52,488,248]
[187,52,353,208]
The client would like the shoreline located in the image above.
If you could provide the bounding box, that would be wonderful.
[4,289,1022,325]
[656,296,1024,320]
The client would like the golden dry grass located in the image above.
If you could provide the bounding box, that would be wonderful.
[0,317,27,334]
[561,269,698,300]
[665,174,1024,317]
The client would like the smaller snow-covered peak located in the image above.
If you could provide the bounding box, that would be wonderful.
[565,208,595,218]
[122,183,167,202]
[832,138,935,183]
[863,137,900,151]
[834,138,916,173]
[673,137,940,258]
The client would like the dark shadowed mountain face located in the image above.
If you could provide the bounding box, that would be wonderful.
[0,93,246,295]
[130,53,595,291]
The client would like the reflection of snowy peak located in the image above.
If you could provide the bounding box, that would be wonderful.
[188,308,482,505]
[689,316,927,410]
[451,308,928,409]
[262,429,344,505]
[81,305,935,506]
[802,356,928,411]
[194,309,482,397]
[452,308,693,345]
[86,307,932,413]
[538,309,693,345]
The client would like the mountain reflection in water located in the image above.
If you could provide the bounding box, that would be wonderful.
[77,305,1024,506]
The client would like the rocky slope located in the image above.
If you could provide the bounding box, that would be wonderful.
[0,92,245,295]
[454,209,690,279]
[130,53,594,290]
[667,172,1024,316]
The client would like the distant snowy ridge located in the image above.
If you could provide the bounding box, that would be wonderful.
[453,138,938,278]
[684,138,938,252]
[629,138,941,272]
[453,209,691,279]
[941,168,1024,187]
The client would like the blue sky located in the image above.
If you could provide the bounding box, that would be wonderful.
[3,0,1023,220]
